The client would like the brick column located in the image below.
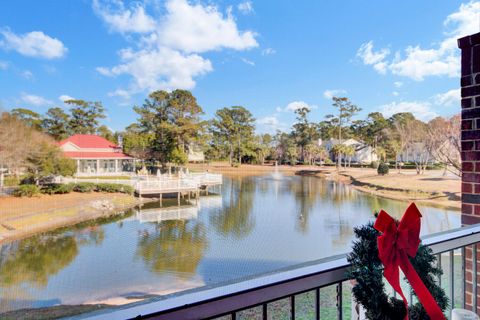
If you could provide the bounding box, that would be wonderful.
[458,32,480,314]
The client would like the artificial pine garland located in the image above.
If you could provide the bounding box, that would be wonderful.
[347,222,448,320]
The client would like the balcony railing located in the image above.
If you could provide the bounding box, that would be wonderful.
[77,224,480,320]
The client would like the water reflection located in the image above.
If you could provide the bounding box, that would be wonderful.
[136,220,207,278]
[0,175,460,314]
[0,225,106,312]
[209,177,256,239]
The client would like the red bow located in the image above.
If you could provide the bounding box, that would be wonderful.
[374,203,445,320]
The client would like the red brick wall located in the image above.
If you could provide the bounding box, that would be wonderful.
[458,32,480,314]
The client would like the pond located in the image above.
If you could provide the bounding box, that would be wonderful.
[0,175,460,314]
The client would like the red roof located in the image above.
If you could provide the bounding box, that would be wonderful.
[58,134,118,149]
[63,152,132,159]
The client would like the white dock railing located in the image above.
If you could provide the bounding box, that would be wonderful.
[60,172,222,194]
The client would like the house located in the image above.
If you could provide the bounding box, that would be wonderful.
[187,144,205,162]
[58,134,135,176]
[397,139,458,165]
[397,142,431,163]
[320,138,378,164]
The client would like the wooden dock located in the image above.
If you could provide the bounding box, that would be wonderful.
[62,173,223,201]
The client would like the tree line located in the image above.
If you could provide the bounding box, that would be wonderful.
[0,89,461,177]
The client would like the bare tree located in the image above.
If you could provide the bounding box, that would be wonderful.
[428,115,461,176]
[0,112,41,176]
[394,117,432,175]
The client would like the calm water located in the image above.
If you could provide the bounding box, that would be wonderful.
[0,175,460,313]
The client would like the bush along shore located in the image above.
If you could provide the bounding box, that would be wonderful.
[13,182,134,197]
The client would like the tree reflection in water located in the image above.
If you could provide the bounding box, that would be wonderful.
[0,226,103,312]
[136,220,208,278]
[288,177,321,233]
[210,177,256,239]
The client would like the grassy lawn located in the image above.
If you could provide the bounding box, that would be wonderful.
[214,283,353,320]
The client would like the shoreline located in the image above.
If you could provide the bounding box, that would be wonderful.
[191,162,461,211]
[0,164,461,243]
[0,193,151,244]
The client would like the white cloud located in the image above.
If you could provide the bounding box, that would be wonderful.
[394,81,403,88]
[392,91,399,96]
[261,48,276,56]
[389,46,458,80]
[238,1,254,14]
[0,60,8,70]
[241,57,255,66]
[101,47,212,95]
[59,94,75,102]
[108,89,131,100]
[357,1,480,80]
[284,101,317,112]
[380,101,438,121]
[20,93,54,107]
[20,70,34,80]
[0,29,67,59]
[95,0,258,97]
[257,115,287,133]
[92,0,156,33]
[155,0,258,53]
[323,89,347,99]
[434,89,460,106]
[356,41,390,74]
[96,66,113,76]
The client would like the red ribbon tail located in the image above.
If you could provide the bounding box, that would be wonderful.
[384,265,409,320]
[399,253,446,320]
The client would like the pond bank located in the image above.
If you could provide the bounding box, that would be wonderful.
[333,168,461,211]
[0,165,461,243]
[191,162,461,211]
[0,192,150,244]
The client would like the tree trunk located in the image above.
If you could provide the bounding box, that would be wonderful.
[238,139,241,165]
[229,144,233,166]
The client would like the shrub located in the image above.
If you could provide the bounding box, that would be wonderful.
[41,183,74,195]
[73,182,96,193]
[95,183,134,194]
[377,162,389,175]
[370,161,379,169]
[4,175,22,187]
[324,158,334,165]
[13,184,41,197]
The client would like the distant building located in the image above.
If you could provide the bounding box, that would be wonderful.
[187,144,205,162]
[58,134,135,176]
[319,138,378,164]
[397,142,430,163]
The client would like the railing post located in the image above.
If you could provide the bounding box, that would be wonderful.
[336,283,342,320]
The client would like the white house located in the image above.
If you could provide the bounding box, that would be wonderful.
[58,134,135,176]
[320,138,378,164]
[187,144,205,162]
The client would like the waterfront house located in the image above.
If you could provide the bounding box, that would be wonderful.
[187,143,205,162]
[58,134,135,176]
[320,138,378,165]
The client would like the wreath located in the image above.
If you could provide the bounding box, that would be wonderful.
[347,218,448,320]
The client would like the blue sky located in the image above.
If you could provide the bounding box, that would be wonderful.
[0,0,478,133]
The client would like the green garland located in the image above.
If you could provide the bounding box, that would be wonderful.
[347,222,448,320]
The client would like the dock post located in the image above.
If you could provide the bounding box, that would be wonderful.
[177,191,180,205]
